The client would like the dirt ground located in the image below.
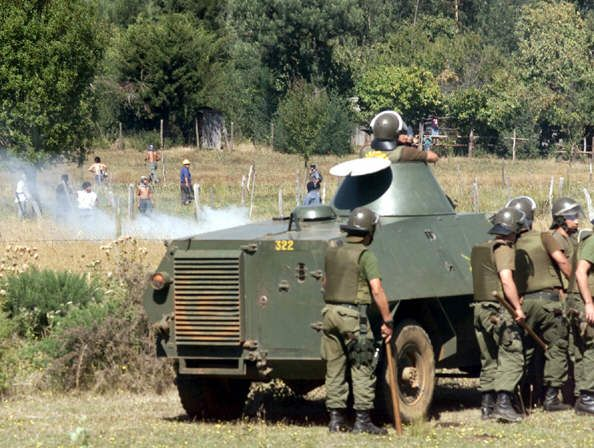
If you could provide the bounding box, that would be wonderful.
[1,378,592,448]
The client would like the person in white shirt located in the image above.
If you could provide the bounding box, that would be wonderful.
[14,174,30,219]
[77,181,97,217]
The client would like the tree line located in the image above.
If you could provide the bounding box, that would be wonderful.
[0,0,592,163]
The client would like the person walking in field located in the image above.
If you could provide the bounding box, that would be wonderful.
[471,207,526,423]
[145,144,160,183]
[77,181,97,219]
[14,173,31,219]
[322,207,392,435]
[137,175,154,214]
[180,159,193,205]
[88,156,108,185]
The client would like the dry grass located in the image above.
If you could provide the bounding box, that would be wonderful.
[0,381,592,448]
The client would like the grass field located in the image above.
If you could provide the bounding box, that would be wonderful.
[2,145,594,446]
[1,379,593,448]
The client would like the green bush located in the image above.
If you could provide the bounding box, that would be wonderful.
[1,268,104,338]
[0,307,18,395]
[273,81,354,160]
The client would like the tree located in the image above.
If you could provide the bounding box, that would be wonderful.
[514,1,591,143]
[110,12,228,142]
[0,0,105,163]
[355,65,443,126]
[273,81,353,161]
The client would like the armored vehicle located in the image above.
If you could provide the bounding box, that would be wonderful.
[144,162,491,421]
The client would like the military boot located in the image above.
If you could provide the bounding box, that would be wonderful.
[575,392,594,416]
[352,411,387,435]
[543,387,571,412]
[481,391,496,420]
[492,392,523,423]
[328,409,350,432]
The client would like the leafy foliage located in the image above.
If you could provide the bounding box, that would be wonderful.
[1,268,103,338]
[0,0,104,163]
[273,82,353,160]
[355,65,443,125]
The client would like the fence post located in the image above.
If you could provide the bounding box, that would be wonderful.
[127,183,135,219]
[114,198,122,238]
[230,121,234,151]
[160,119,164,149]
[512,128,517,161]
[193,183,200,221]
[295,169,300,206]
[558,177,564,196]
[195,118,199,149]
[471,177,479,212]
[278,188,283,217]
[468,129,475,158]
[241,175,246,206]
[246,164,253,192]
[548,176,554,215]
[249,170,256,219]
[118,122,123,150]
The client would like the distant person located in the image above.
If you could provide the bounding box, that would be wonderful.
[431,116,440,136]
[303,181,321,205]
[309,163,323,189]
[137,176,154,214]
[77,181,97,218]
[180,159,193,205]
[55,174,74,219]
[14,173,30,219]
[88,156,108,185]
[145,144,160,183]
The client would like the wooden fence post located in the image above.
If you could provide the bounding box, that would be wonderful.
[246,164,254,192]
[118,122,123,150]
[114,198,121,238]
[278,188,283,217]
[295,170,300,206]
[512,128,517,161]
[230,121,234,151]
[548,176,554,215]
[160,119,164,149]
[468,129,474,158]
[195,118,199,149]
[471,177,479,212]
[241,175,246,206]
[270,122,275,148]
[558,177,564,196]
[193,183,200,221]
[249,171,256,219]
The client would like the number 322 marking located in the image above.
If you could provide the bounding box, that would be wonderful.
[275,240,294,251]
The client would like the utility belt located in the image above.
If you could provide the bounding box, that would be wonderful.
[326,302,369,335]
[523,289,560,302]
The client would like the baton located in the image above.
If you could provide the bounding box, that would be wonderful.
[491,291,547,351]
[386,341,403,435]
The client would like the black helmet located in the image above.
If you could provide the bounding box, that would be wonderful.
[340,207,379,236]
[370,111,404,151]
[505,196,536,230]
[550,197,583,229]
[488,207,525,236]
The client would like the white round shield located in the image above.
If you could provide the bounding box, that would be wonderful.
[329,157,391,177]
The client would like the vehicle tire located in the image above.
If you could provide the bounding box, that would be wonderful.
[176,374,250,420]
[380,320,435,422]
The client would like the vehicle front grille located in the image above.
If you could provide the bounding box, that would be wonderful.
[173,255,241,345]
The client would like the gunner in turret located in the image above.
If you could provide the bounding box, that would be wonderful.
[361,110,439,164]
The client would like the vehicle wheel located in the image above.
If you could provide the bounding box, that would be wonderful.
[176,374,250,420]
[380,320,435,422]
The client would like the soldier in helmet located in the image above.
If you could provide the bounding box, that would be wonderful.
[548,197,581,272]
[563,209,594,414]
[506,196,571,412]
[361,110,439,163]
[321,207,393,434]
[471,207,526,422]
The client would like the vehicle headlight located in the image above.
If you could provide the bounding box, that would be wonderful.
[150,272,172,290]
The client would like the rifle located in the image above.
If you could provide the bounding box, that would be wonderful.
[386,341,403,435]
[491,291,547,351]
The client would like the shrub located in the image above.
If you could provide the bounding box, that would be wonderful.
[1,268,104,338]
[0,306,18,395]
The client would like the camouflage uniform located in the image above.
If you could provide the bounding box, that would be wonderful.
[321,237,380,411]
[471,240,524,393]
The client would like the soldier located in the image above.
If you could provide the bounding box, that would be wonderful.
[506,196,571,412]
[471,207,526,422]
[322,207,393,434]
[361,110,439,163]
[566,225,594,414]
[549,197,581,283]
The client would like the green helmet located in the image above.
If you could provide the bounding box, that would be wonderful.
[370,110,404,151]
[505,196,536,230]
[340,207,379,236]
[488,207,525,236]
[550,197,583,229]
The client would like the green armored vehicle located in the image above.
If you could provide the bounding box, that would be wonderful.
[144,162,491,421]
